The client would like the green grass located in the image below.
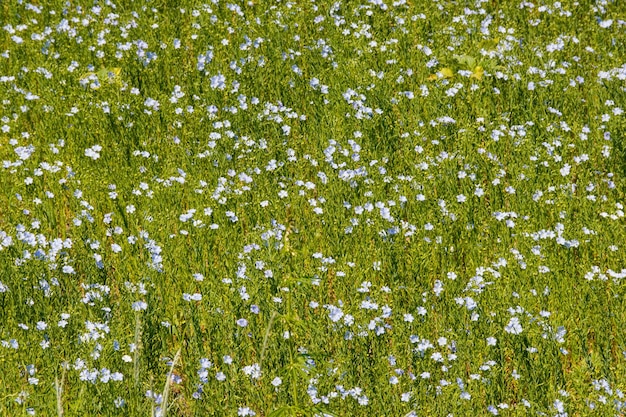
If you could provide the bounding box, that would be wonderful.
[1,0,626,416]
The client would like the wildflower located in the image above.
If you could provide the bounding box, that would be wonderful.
[327,305,344,322]
[132,301,147,311]
[237,407,256,416]
[85,145,102,160]
[505,317,523,335]
[242,363,261,379]
[183,293,202,301]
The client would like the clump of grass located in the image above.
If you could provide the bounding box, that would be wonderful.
[0,0,625,416]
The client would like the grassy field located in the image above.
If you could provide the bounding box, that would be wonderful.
[1,0,626,415]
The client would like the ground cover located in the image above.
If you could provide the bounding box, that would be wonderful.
[1,0,626,415]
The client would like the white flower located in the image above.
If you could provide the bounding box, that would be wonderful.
[85,145,102,160]
[327,305,343,322]
[132,301,147,311]
[15,145,35,160]
[553,399,565,413]
[599,19,613,28]
[242,363,261,379]
[183,293,202,301]
[505,317,523,335]
[237,407,256,416]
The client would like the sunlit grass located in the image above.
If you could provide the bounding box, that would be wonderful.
[1,0,626,416]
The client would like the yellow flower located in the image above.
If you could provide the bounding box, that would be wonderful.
[471,66,484,80]
[440,67,454,78]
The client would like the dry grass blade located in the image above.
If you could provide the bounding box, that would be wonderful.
[160,348,182,417]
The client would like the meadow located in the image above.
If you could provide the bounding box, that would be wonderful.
[1,0,626,415]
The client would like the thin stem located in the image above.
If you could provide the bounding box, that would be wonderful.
[161,348,182,417]
[133,312,142,387]
[260,311,278,366]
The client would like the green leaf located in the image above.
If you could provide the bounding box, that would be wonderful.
[453,54,477,69]
[479,37,500,51]
[311,405,338,417]
[268,405,306,417]
[267,407,289,417]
